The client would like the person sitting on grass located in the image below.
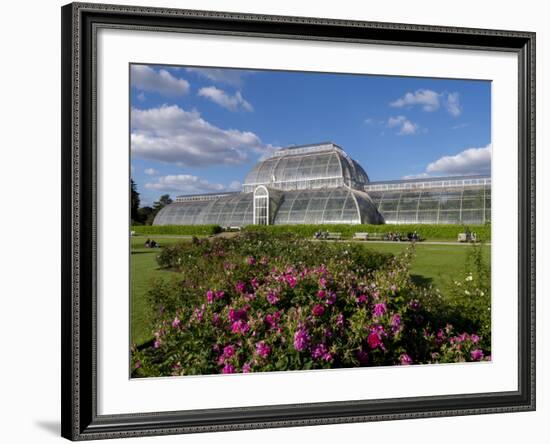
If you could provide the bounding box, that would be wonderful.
[144,238,151,248]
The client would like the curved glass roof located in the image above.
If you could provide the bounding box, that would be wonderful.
[155,192,254,227]
[154,186,383,227]
[243,142,369,192]
[368,184,490,225]
[273,187,382,225]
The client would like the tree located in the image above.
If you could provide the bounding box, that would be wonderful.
[147,194,173,224]
[130,179,140,223]
[137,206,155,225]
[154,194,173,208]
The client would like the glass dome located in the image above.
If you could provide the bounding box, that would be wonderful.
[242,142,369,192]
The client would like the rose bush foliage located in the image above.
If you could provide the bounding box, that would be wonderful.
[132,232,490,377]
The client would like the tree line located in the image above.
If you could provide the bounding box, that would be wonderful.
[131,179,172,225]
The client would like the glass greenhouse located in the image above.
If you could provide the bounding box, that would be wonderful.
[154,142,491,227]
[365,176,491,225]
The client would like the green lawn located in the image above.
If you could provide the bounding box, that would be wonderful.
[130,236,196,346]
[360,242,491,291]
[130,236,490,346]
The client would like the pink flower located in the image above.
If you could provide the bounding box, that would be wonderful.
[312,304,325,317]
[325,292,337,305]
[390,285,397,293]
[311,343,328,360]
[471,334,480,344]
[222,363,235,374]
[211,313,220,326]
[193,307,204,322]
[255,341,271,358]
[246,256,256,265]
[471,349,484,361]
[134,361,141,369]
[265,312,281,329]
[367,331,382,349]
[242,362,252,373]
[216,290,225,300]
[235,281,246,293]
[228,308,247,322]
[356,294,367,304]
[373,303,387,318]
[266,292,279,305]
[223,345,236,358]
[317,290,326,299]
[251,278,259,288]
[391,313,401,328]
[293,327,310,351]
[154,340,161,349]
[206,290,214,304]
[231,320,250,335]
[400,354,413,365]
[319,277,327,288]
[285,275,297,288]
[171,316,181,328]
[336,313,345,328]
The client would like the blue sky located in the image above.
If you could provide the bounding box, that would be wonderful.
[130,64,491,206]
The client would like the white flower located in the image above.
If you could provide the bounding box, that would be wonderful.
[465,275,473,282]
[464,290,471,295]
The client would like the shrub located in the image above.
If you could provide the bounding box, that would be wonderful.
[131,224,222,236]
[244,223,490,242]
[131,233,490,377]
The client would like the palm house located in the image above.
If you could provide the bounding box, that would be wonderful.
[154,142,491,227]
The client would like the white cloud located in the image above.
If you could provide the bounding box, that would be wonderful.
[131,105,274,166]
[451,122,469,130]
[387,115,420,135]
[390,89,462,117]
[145,174,241,194]
[426,144,491,176]
[446,92,462,117]
[198,86,253,112]
[228,180,242,190]
[185,68,248,87]
[390,89,440,112]
[131,65,190,96]
[144,168,158,176]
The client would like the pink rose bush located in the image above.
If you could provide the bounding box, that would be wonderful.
[132,233,490,377]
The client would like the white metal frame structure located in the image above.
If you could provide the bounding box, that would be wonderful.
[154,142,491,227]
[253,185,270,225]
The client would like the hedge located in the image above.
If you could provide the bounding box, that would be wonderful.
[131,225,222,236]
[244,223,490,242]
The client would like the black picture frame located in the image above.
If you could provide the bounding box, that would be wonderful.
[61,2,536,440]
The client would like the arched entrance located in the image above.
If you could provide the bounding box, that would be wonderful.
[253,185,269,225]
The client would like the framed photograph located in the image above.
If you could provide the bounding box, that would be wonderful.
[61,2,535,440]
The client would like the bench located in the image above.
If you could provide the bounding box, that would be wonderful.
[352,232,385,241]
[326,232,342,240]
[458,232,477,243]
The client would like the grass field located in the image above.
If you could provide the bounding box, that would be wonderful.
[130,235,491,346]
